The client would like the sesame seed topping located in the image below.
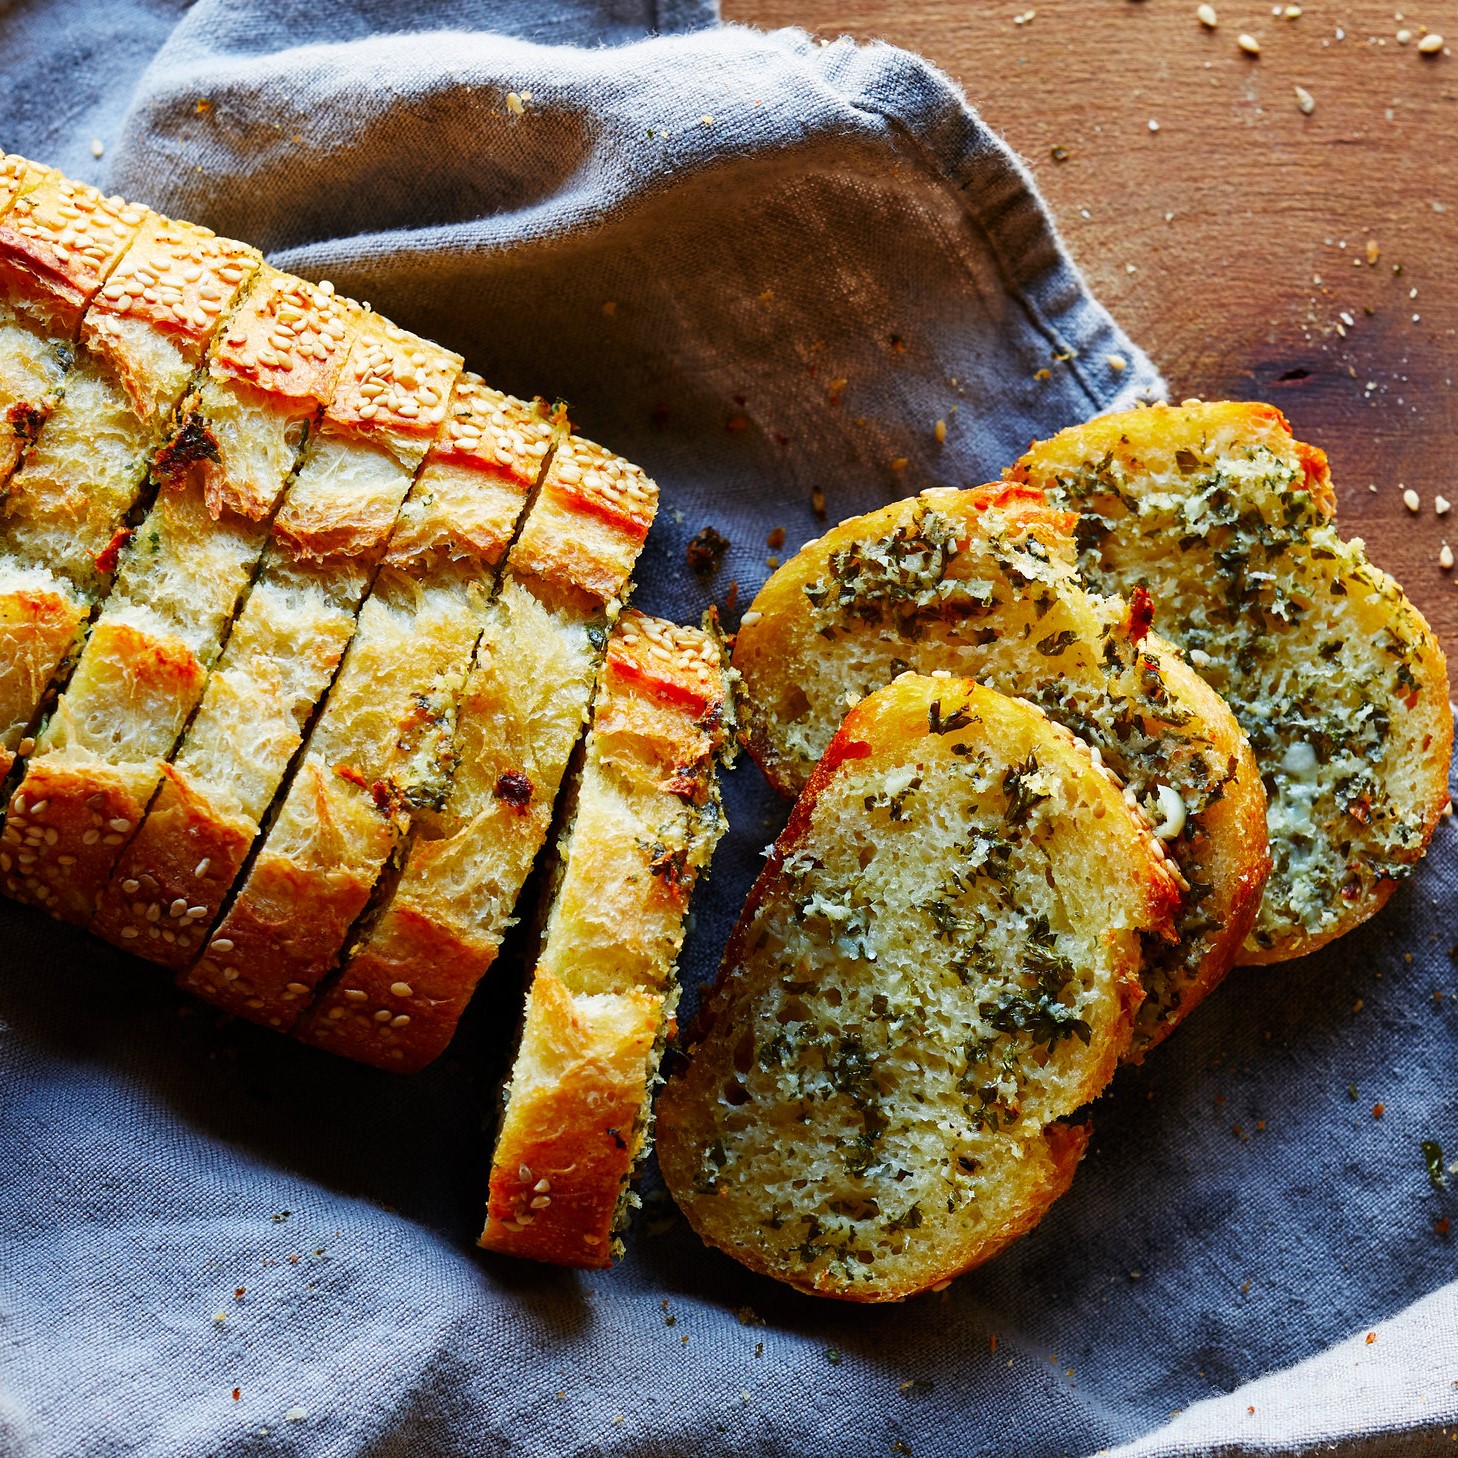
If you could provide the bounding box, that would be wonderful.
[390,981,413,998]
[1440,543,1454,571]
[1403,488,1421,512]
[1196,4,1217,27]
[1237,32,1260,54]
[209,937,234,954]
[1418,32,1445,54]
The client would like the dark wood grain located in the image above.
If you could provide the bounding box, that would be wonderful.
[724,0,1458,651]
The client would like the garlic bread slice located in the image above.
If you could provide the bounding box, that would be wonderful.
[1009,401,1451,963]
[658,673,1180,1301]
[734,486,1267,1054]
[480,611,730,1268]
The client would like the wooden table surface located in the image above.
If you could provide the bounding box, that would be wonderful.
[724,0,1458,653]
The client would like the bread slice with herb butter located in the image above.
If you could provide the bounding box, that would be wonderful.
[1008,400,1452,963]
[480,609,731,1269]
[657,673,1181,1301]
[733,485,1267,1056]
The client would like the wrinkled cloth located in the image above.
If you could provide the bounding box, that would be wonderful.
[1,3,1455,1456]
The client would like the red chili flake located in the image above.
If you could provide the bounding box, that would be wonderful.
[725,413,750,433]
[1372,1103,1385,1119]
[232,1388,241,1402]
[335,764,368,788]
[1435,1218,1451,1236]
[1365,1331,1377,1344]
[94,528,133,576]
[493,771,532,811]
[810,487,827,520]
[766,526,785,550]
[234,1288,245,1300]
[1127,584,1155,645]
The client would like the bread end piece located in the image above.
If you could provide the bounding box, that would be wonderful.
[480,976,663,1269]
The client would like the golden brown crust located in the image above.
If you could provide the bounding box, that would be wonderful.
[321,312,460,462]
[0,172,148,335]
[382,378,555,575]
[82,215,260,419]
[511,436,657,606]
[1,757,158,923]
[178,844,381,1028]
[480,975,662,1269]
[179,753,398,1027]
[208,266,360,410]
[90,764,255,969]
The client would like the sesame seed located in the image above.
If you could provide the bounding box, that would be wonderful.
[122,878,140,893]
[374,1009,392,1022]
[1397,28,1412,44]
[1237,32,1261,54]
[1418,32,1444,54]
[390,981,413,997]
[1435,495,1451,515]
[209,937,234,953]
[285,982,310,996]
[1197,4,1217,27]
[120,926,139,939]
[389,1014,410,1027]
[195,858,210,877]
[1147,119,1160,132]
[1403,488,1421,512]
[107,817,132,833]
[1294,85,1315,114]
[1440,543,1454,570]
[1106,353,1128,371]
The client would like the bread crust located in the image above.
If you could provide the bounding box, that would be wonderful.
[481,975,662,1269]
[658,674,1178,1301]
[732,485,1268,1056]
[0,569,86,779]
[1009,399,1451,964]
[0,171,148,336]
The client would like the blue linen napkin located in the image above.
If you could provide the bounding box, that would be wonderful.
[1,3,1454,1455]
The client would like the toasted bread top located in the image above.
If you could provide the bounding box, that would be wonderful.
[323,311,462,471]
[209,265,361,407]
[658,673,1179,1300]
[0,170,150,334]
[383,378,557,575]
[511,435,658,607]
[85,214,260,360]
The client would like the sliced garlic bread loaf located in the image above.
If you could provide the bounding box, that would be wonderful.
[1008,401,1452,963]
[97,376,543,970]
[0,210,259,778]
[2,270,362,923]
[292,437,657,1069]
[658,674,1180,1301]
[480,611,730,1268]
[733,486,1267,1054]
